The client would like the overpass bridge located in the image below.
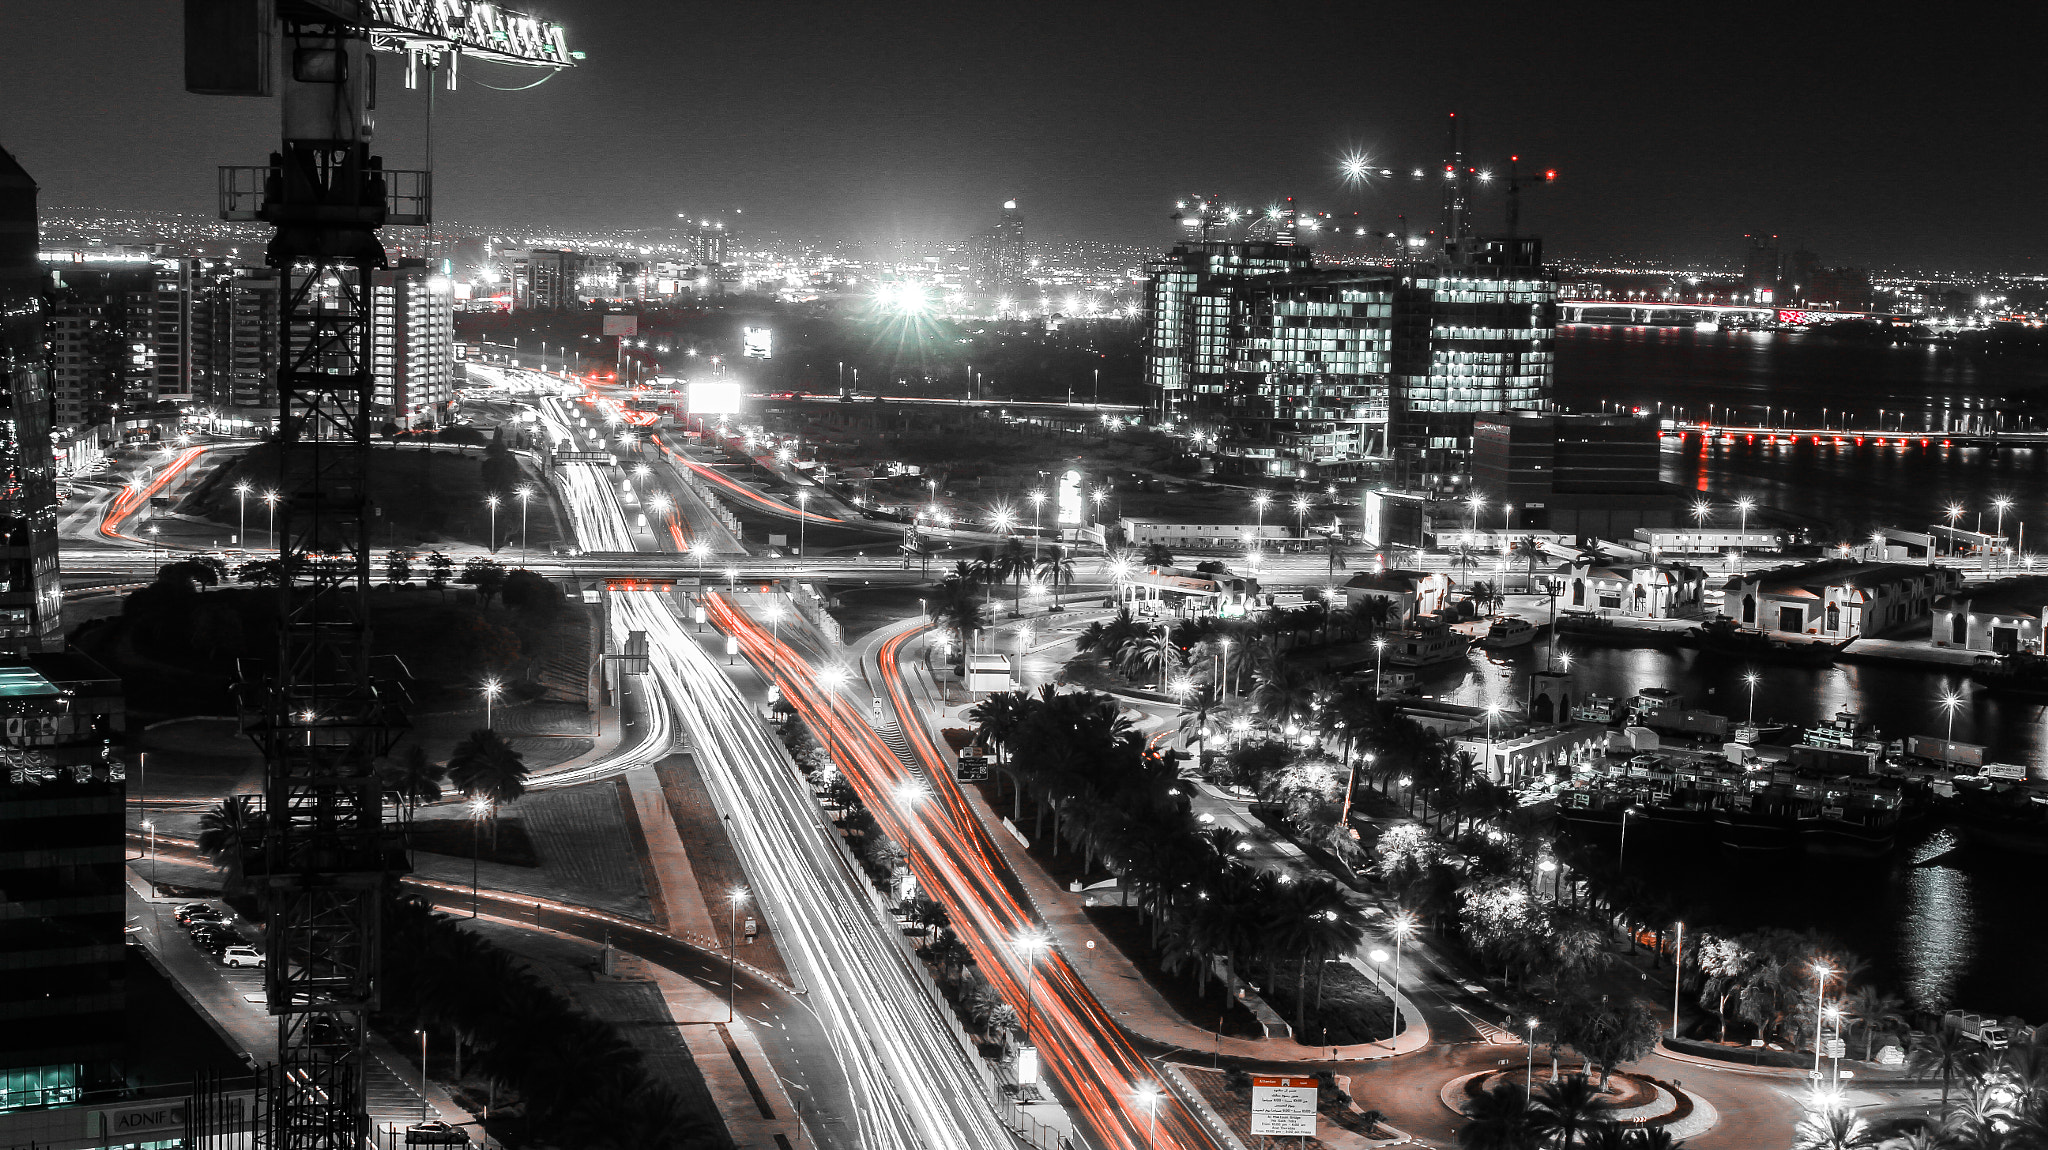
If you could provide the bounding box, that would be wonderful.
[1666,422,2044,450]
[1559,299,1885,324]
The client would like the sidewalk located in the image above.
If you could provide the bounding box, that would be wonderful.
[870,619,1432,1066]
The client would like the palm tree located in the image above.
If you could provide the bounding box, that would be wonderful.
[447,729,528,806]
[377,744,445,825]
[195,796,265,892]
[1909,1024,1981,1114]
[1036,546,1076,593]
[1791,1107,1878,1150]
[1457,1079,1536,1150]
[1527,1074,1605,1149]
[1844,985,1906,1061]
[1142,542,1174,567]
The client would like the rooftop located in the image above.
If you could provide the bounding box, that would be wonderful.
[1729,559,1944,597]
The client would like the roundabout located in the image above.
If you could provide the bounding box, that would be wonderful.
[1440,1068,1720,1142]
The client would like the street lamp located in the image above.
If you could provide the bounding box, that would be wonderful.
[486,494,500,552]
[796,491,810,560]
[468,796,492,918]
[263,491,279,553]
[1467,494,1485,539]
[1691,500,1711,552]
[235,481,250,547]
[1525,1017,1539,1090]
[482,677,501,729]
[1946,503,1966,560]
[726,887,750,1023]
[1735,497,1755,573]
[1136,1083,1162,1150]
[1029,489,1045,562]
[516,487,533,562]
[1252,492,1270,552]
[1292,495,1310,539]
[1016,929,1049,1040]
[1372,638,1387,696]
[1744,671,1760,726]
[1939,690,1963,766]
[1995,497,2014,570]
[1811,962,1833,1079]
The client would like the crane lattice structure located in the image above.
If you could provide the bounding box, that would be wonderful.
[184,3,571,1147]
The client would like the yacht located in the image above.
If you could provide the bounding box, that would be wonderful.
[1479,615,1538,650]
[1383,622,1473,667]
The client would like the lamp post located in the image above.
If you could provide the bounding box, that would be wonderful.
[1735,497,1755,574]
[1671,921,1686,1038]
[1373,638,1387,696]
[1090,487,1105,528]
[418,1029,430,1123]
[1137,1084,1161,1150]
[468,796,491,917]
[517,487,533,562]
[1690,501,1711,554]
[1029,489,1045,562]
[1217,637,1232,699]
[1744,671,1760,725]
[264,491,279,553]
[1016,930,1048,1039]
[1939,691,1963,766]
[1995,497,2013,570]
[148,524,160,572]
[486,494,500,553]
[727,888,750,1023]
[235,481,250,547]
[482,678,501,729]
[1526,1017,1539,1090]
[1252,492,1270,553]
[796,491,811,561]
[1619,806,1638,870]
[1811,962,1833,1079]
[1292,495,1310,540]
[1946,503,1966,562]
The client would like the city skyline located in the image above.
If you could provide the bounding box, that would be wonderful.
[2,3,2044,271]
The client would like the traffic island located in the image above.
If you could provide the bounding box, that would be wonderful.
[1439,1068,1719,1143]
[1178,1066,1409,1149]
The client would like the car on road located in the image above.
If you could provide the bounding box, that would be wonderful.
[403,1121,469,1146]
[220,945,264,968]
[173,902,217,925]
[190,926,239,955]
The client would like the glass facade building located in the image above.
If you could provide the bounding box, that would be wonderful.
[1,148,62,653]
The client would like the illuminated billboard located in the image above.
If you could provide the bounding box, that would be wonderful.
[602,315,638,336]
[743,327,772,359]
[1056,468,1083,526]
[688,380,743,415]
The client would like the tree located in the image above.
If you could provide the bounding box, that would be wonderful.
[1527,1074,1607,1148]
[1552,997,1660,1087]
[502,568,564,615]
[1909,1024,1981,1113]
[446,729,528,806]
[1141,542,1174,567]
[480,441,522,497]
[236,558,283,586]
[157,559,219,591]
[463,557,509,606]
[378,745,445,824]
[196,796,265,893]
[1695,934,1755,1044]
[425,550,454,594]
[1457,1079,1536,1150]
[386,549,416,586]
[1845,985,1906,1061]
[1791,1108,1878,1150]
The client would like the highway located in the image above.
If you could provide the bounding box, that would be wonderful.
[521,390,1023,1150]
[708,595,1220,1150]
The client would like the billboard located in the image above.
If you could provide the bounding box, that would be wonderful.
[688,380,744,415]
[1056,468,1083,526]
[602,315,639,336]
[1250,1076,1318,1137]
[743,326,772,359]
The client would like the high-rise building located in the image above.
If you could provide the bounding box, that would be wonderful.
[1389,241,1557,482]
[208,266,281,412]
[1743,234,1780,304]
[1142,235,1555,481]
[507,247,587,311]
[970,200,1027,294]
[1,147,63,653]
[1471,410,1674,535]
[1143,240,1313,422]
[147,258,216,404]
[371,259,454,428]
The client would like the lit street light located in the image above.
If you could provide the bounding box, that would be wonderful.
[486,494,501,553]
[235,481,250,547]
[797,491,810,561]
[726,887,750,1023]
[468,796,492,918]
[1252,492,1270,553]
[1015,929,1049,1040]
[1028,489,1045,562]
[516,487,533,563]
[263,491,280,553]
[482,677,501,729]
[1735,497,1756,574]
[1995,497,2014,570]
[1939,690,1964,765]
[1744,670,1761,726]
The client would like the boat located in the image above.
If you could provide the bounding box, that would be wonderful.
[1383,622,1472,667]
[1552,610,1686,648]
[1694,319,1720,332]
[1479,615,1538,650]
[1969,653,2048,695]
[1686,617,1854,666]
[1573,693,1625,724]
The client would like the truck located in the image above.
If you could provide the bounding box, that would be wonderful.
[1945,1009,2010,1049]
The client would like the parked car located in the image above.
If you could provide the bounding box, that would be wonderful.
[190,927,238,955]
[220,945,264,968]
[403,1122,470,1146]
[173,903,218,925]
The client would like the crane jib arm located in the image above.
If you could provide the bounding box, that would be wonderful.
[361,0,573,67]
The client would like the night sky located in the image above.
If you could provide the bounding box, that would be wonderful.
[1,3,2040,271]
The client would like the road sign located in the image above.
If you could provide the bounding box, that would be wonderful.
[1825,1038,1847,1058]
[1250,1076,1318,1137]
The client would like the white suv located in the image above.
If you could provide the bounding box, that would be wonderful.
[221,945,265,968]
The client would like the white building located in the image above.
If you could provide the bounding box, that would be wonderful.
[1118,518,1289,551]
[371,259,455,429]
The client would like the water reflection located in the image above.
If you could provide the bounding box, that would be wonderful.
[1899,859,1975,1011]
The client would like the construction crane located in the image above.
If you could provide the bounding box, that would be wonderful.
[1405,112,1558,259]
[183,4,571,1148]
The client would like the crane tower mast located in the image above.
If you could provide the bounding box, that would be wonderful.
[184,4,570,1147]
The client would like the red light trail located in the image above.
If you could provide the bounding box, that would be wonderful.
[99,445,208,543]
[707,594,1217,1150]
